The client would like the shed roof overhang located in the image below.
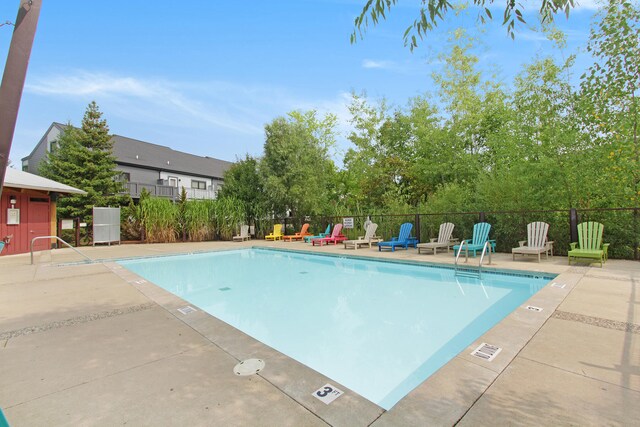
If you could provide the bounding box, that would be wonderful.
[3,168,86,195]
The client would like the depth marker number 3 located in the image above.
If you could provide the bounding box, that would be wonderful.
[313,384,344,404]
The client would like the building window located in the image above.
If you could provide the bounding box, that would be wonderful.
[22,160,29,171]
[192,180,206,190]
[168,176,179,187]
[118,172,131,182]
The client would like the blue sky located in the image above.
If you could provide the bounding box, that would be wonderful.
[1,1,601,165]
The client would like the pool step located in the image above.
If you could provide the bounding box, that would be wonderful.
[455,267,482,279]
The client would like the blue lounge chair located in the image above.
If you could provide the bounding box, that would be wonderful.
[453,222,492,257]
[304,224,331,243]
[378,223,413,252]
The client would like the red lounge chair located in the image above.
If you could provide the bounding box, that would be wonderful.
[312,223,347,246]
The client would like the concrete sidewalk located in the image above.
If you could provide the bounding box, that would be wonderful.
[0,241,638,426]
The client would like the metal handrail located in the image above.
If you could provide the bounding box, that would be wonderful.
[477,241,493,279]
[455,240,469,267]
[454,240,469,278]
[31,236,92,265]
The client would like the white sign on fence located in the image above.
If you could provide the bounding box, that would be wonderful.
[61,219,74,230]
[342,217,354,229]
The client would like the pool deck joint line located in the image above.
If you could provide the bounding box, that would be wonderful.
[0,303,156,340]
[552,310,640,334]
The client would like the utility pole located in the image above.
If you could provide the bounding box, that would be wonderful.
[0,0,42,193]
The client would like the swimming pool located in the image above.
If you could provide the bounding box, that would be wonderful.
[118,248,553,409]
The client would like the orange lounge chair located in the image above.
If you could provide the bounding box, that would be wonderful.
[283,223,311,242]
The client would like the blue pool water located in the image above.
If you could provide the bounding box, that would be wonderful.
[118,248,552,409]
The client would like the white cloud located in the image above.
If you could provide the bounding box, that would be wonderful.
[362,59,395,69]
[26,71,269,135]
[22,69,357,162]
[573,0,601,11]
[484,0,601,13]
[518,31,551,42]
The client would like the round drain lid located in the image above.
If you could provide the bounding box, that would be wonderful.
[234,358,265,376]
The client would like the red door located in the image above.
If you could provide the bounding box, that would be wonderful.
[28,199,50,251]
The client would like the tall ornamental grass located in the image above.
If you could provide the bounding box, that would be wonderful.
[184,199,215,241]
[213,197,246,240]
[139,195,249,242]
[140,197,178,243]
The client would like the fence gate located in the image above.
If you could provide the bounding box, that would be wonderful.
[93,207,121,246]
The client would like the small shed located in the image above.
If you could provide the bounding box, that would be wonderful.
[1,168,86,256]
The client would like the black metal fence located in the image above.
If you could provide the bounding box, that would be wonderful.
[267,207,640,260]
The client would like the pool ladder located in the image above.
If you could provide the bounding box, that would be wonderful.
[454,241,492,279]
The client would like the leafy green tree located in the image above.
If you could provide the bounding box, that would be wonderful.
[40,101,129,222]
[343,94,434,210]
[352,0,577,50]
[260,110,337,217]
[430,28,507,181]
[479,27,582,210]
[218,154,267,220]
[580,0,640,207]
[341,94,388,210]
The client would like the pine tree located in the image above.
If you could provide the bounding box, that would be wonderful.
[40,101,130,222]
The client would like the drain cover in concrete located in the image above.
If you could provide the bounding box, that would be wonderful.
[470,343,502,362]
[177,306,196,315]
[234,359,265,376]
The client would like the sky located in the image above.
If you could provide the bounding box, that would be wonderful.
[0,0,602,166]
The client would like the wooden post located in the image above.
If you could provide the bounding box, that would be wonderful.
[569,208,578,244]
[75,217,80,247]
[57,219,62,249]
[634,207,639,261]
[0,0,42,193]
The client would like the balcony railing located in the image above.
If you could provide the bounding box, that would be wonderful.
[123,182,217,200]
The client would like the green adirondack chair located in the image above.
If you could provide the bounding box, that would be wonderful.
[568,222,610,267]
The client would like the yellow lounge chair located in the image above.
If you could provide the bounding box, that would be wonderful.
[265,224,284,241]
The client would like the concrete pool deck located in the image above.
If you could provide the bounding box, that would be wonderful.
[0,240,638,426]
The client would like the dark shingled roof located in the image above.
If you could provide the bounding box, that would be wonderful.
[38,123,233,179]
[111,134,233,179]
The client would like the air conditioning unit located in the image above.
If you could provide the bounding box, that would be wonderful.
[157,179,166,185]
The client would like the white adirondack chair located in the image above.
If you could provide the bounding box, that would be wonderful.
[343,223,381,249]
[233,225,251,242]
[417,222,455,255]
[512,221,550,262]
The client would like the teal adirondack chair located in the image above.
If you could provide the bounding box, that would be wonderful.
[1,407,9,427]
[453,222,492,257]
[0,241,4,254]
[568,222,609,267]
[378,223,413,252]
[304,224,331,243]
